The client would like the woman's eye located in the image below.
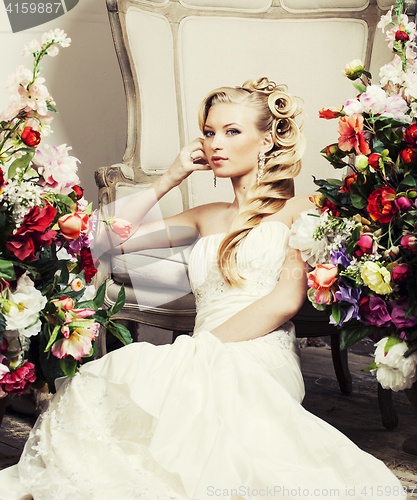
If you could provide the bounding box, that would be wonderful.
[227,129,240,136]
[204,130,214,138]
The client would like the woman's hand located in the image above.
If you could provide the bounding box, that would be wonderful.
[163,138,211,188]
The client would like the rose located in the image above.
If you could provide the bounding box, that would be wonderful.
[70,278,84,292]
[404,123,417,146]
[6,237,36,261]
[342,59,365,80]
[0,361,36,395]
[367,187,397,223]
[52,296,74,311]
[356,155,369,171]
[58,211,89,240]
[21,126,41,147]
[400,147,417,165]
[354,233,374,257]
[361,261,392,295]
[395,30,409,42]
[321,199,341,217]
[391,263,413,283]
[105,217,132,240]
[401,234,417,251]
[308,264,338,290]
[395,195,412,212]
[373,337,417,392]
[361,296,391,327]
[319,107,341,119]
[338,174,357,193]
[72,185,84,200]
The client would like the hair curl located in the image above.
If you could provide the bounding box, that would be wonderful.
[198,77,306,288]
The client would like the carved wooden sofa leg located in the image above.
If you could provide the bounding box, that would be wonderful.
[330,334,352,394]
[377,383,399,430]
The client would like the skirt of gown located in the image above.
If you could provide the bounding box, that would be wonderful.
[0,321,405,500]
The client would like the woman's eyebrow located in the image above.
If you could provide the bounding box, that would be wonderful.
[204,122,240,129]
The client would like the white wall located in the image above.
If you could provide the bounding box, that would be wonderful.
[0,0,127,208]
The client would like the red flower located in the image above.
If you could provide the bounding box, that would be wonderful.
[404,124,417,146]
[400,147,417,165]
[322,199,341,217]
[21,126,41,147]
[319,107,340,120]
[0,167,4,188]
[395,30,409,42]
[79,247,97,283]
[391,263,413,284]
[367,187,398,223]
[6,237,36,261]
[1,362,36,395]
[339,173,357,193]
[15,204,57,237]
[72,185,84,200]
[401,234,417,252]
[337,114,371,156]
[368,153,381,170]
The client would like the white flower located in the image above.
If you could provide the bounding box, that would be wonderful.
[289,209,329,267]
[41,29,71,48]
[32,144,80,195]
[377,7,393,33]
[1,179,43,228]
[373,337,417,391]
[343,98,363,115]
[46,45,59,57]
[5,273,47,338]
[4,65,32,93]
[379,55,404,87]
[22,39,42,57]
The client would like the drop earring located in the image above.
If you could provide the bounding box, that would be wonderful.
[213,173,217,188]
[257,152,266,185]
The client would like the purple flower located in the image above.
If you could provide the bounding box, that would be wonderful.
[329,282,361,326]
[331,248,351,268]
[388,297,417,329]
[361,297,392,327]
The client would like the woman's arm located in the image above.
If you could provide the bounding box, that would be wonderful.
[210,246,307,343]
[94,138,210,255]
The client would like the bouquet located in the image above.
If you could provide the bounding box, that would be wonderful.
[290,0,417,392]
[0,30,132,397]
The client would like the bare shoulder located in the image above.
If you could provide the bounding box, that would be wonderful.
[189,202,233,235]
[285,194,316,224]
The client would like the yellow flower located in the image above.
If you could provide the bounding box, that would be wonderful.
[361,261,392,295]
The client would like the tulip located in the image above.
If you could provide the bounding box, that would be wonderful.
[368,153,381,171]
[395,196,412,212]
[105,217,132,240]
[52,296,74,311]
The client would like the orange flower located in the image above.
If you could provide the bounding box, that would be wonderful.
[308,264,338,290]
[337,114,371,155]
[319,107,341,119]
[58,212,89,240]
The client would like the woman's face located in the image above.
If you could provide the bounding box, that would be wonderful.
[202,103,270,180]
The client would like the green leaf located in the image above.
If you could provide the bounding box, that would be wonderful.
[56,194,76,211]
[339,322,378,350]
[0,260,15,281]
[353,82,366,93]
[363,70,372,79]
[326,178,343,187]
[349,183,367,209]
[364,360,377,371]
[331,303,341,325]
[76,300,97,311]
[7,151,35,179]
[93,281,106,309]
[59,356,78,377]
[384,336,403,354]
[399,176,416,191]
[47,102,57,113]
[108,284,126,317]
[44,324,61,353]
[106,321,133,346]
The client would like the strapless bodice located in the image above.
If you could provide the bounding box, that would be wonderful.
[188,221,294,339]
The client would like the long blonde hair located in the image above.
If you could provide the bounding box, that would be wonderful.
[198,77,305,288]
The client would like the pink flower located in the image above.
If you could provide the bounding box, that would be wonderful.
[361,297,391,327]
[391,263,413,284]
[32,144,80,195]
[389,297,417,329]
[70,278,84,292]
[107,218,132,240]
[337,114,371,155]
[52,296,74,311]
[308,264,338,290]
[401,234,417,251]
[0,362,36,395]
[354,233,374,257]
[395,196,412,212]
[51,323,99,360]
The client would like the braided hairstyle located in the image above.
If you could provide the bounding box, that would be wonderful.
[198,77,306,288]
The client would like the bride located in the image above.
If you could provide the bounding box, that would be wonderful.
[0,78,405,499]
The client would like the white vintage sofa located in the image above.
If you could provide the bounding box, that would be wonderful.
[95,0,401,424]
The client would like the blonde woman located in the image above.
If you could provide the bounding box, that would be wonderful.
[0,78,403,499]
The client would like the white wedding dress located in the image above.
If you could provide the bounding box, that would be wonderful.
[0,221,405,500]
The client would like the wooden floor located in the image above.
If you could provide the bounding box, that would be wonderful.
[1,339,417,496]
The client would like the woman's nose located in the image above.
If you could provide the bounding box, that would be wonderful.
[211,133,223,150]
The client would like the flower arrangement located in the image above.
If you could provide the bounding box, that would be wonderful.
[290,0,417,392]
[0,30,132,397]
